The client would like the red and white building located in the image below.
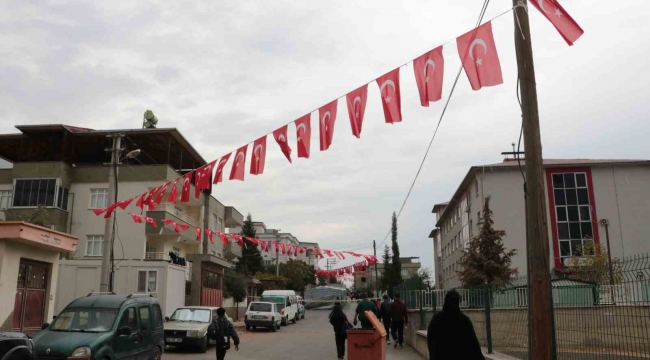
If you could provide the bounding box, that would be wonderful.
[431,158,650,289]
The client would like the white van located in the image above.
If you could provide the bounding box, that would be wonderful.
[260,290,299,326]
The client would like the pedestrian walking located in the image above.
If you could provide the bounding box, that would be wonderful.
[377,294,393,345]
[390,293,408,348]
[208,308,240,360]
[353,292,378,329]
[329,302,350,360]
[427,290,484,360]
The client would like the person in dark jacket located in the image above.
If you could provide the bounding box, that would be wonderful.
[377,294,392,345]
[354,292,378,329]
[208,308,240,360]
[329,302,349,360]
[427,290,484,360]
[390,293,408,348]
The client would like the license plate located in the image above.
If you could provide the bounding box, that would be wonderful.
[253,315,266,319]
[166,338,183,343]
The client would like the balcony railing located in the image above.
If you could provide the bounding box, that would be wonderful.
[145,252,170,261]
[152,203,200,228]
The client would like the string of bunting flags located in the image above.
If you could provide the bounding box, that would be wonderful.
[126,211,378,272]
[91,1,583,261]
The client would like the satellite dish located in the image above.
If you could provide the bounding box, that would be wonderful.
[143,110,158,128]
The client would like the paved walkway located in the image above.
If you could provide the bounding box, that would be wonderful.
[165,304,423,360]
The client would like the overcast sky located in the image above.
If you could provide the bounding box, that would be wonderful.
[1,0,648,280]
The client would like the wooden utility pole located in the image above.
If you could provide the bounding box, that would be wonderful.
[511,2,554,359]
[100,134,123,293]
[373,240,379,295]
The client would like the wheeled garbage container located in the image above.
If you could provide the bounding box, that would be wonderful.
[347,310,386,360]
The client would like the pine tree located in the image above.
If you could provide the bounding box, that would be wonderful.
[458,197,518,288]
[235,213,264,276]
[380,245,392,291]
[389,212,402,295]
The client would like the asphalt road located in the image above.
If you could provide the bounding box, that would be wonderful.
[163,304,423,360]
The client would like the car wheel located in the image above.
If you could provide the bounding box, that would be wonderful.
[150,346,162,360]
[277,322,281,330]
[291,315,297,324]
[246,325,251,331]
[281,317,287,326]
[199,337,208,353]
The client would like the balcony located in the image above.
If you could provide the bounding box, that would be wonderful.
[146,204,201,242]
[224,206,243,227]
[223,240,242,260]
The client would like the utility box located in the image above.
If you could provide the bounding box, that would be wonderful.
[347,311,386,360]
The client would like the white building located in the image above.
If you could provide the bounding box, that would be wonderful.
[432,158,650,289]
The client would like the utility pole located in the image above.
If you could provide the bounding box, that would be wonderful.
[512,2,553,359]
[100,134,123,293]
[275,230,280,276]
[373,240,379,295]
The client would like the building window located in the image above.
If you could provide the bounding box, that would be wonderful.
[57,186,69,210]
[137,270,158,293]
[475,180,479,198]
[174,206,183,218]
[145,243,159,259]
[551,172,594,263]
[90,189,108,209]
[12,179,61,208]
[210,214,218,232]
[0,190,12,210]
[217,217,223,231]
[85,235,104,256]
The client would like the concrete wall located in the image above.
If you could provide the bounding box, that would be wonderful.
[222,297,247,322]
[0,240,60,330]
[55,259,187,317]
[12,162,73,188]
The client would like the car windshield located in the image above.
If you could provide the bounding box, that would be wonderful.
[249,303,273,312]
[170,308,211,323]
[261,295,286,309]
[51,308,118,332]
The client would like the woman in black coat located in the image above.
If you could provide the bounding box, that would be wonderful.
[427,290,484,360]
[329,303,348,360]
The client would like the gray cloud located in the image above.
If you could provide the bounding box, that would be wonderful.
[1,0,648,279]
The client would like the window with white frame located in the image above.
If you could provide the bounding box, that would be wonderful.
[210,214,218,232]
[217,217,223,231]
[90,189,108,209]
[0,190,12,209]
[137,270,158,293]
[551,172,593,262]
[85,235,104,256]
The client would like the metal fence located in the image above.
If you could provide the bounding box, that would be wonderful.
[398,254,650,360]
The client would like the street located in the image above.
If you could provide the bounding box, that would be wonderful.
[164,304,423,360]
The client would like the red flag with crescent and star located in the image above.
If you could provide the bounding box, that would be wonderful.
[376,68,402,123]
[530,0,583,46]
[206,229,215,244]
[213,154,231,184]
[181,172,193,202]
[250,136,267,175]
[294,114,311,158]
[130,214,143,224]
[195,227,202,242]
[273,125,292,163]
[230,145,248,181]
[414,46,444,106]
[195,160,216,198]
[319,100,338,151]
[457,22,503,91]
[217,232,230,246]
[145,217,157,228]
[168,178,179,203]
[153,182,171,205]
[345,84,368,138]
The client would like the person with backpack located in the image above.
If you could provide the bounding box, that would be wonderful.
[377,294,392,345]
[208,308,240,360]
[329,302,350,360]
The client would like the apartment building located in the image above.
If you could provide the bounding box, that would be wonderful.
[431,157,650,289]
[353,257,421,291]
[0,124,244,316]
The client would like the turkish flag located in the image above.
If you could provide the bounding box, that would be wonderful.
[530,0,583,46]
[230,145,247,181]
[213,154,231,184]
[217,232,230,246]
[273,125,292,163]
[195,227,202,242]
[181,172,193,202]
[457,22,503,91]
[92,208,106,216]
[279,243,286,255]
[319,100,338,151]
[206,229,215,244]
[414,46,444,106]
[153,182,171,204]
[118,197,135,210]
[195,160,216,198]
[346,84,368,138]
[164,219,189,233]
[250,136,267,175]
[294,114,311,158]
[145,217,157,228]
[130,214,143,224]
[103,202,120,219]
[376,68,402,123]
[168,179,179,203]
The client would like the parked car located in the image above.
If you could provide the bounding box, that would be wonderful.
[244,302,282,332]
[296,296,306,319]
[32,293,164,360]
[0,331,35,360]
[163,306,233,353]
[260,290,299,325]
